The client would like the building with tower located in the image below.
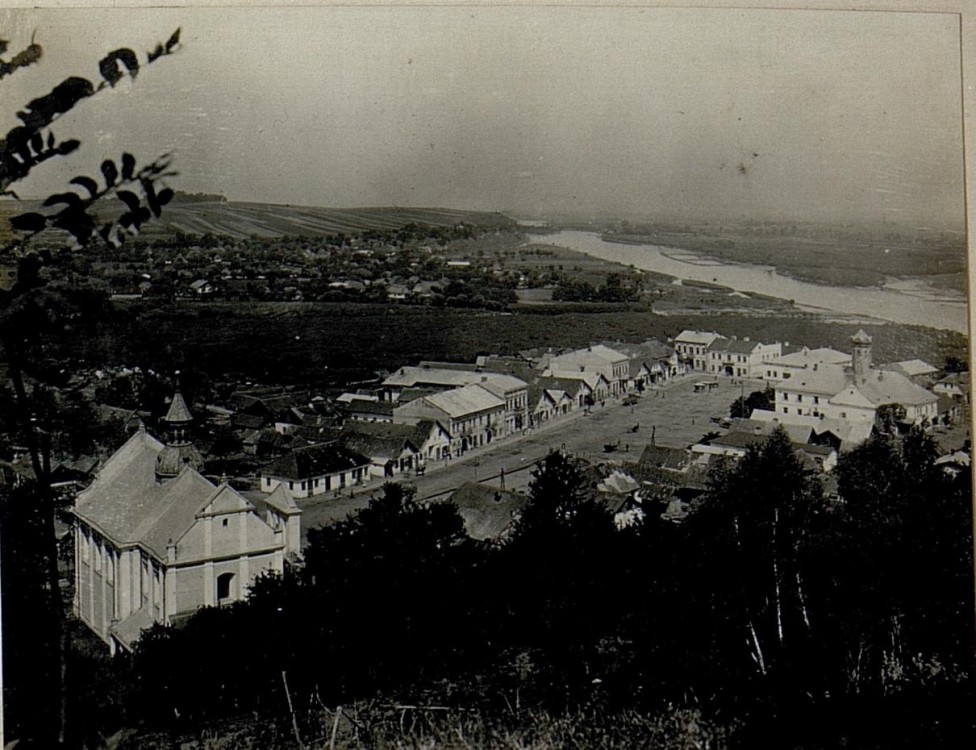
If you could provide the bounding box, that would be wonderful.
[72,390,301,653]
[769,330,938,432]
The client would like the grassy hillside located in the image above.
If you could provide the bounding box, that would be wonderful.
[0,198,515,244]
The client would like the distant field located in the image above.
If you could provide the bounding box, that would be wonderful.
[63,301,967,386]
[0,199,515,244]
[148,202,516,239]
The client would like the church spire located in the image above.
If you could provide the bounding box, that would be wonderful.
[155,380,203,481]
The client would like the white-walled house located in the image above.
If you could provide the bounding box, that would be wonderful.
[338,420,451,476]
[393,384,507,455]
[73,420,300,653]
[674,330,725,372]
[706,337,782,378]
[543,344,631,395]
[260,442,372,499]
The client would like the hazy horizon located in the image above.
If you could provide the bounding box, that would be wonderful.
[0,6,966,230]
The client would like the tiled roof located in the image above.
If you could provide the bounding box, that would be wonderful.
[767,347,850,368]
[707,338,761,354]
[339,430,419,461]
[423,384,506,418]
[261,484,300,515]
[74,430,242,560]
[384,366,526,394]
[832,370,937,408]
[342,400,395,416]
[776,367,850,397]
[264,443,371,480]
[674,330,724,346]
[448,483,528,540]
[889,359,938,378]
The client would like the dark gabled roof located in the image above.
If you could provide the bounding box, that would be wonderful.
[232,412,266,430]
[338,422,424,461]
[533,376,584,395]
[709,431,767,449]
[448,483,528,540]
[707,338,761,354]
[637,444,689,471]
[341,400,395,416]
[264,442,371,480]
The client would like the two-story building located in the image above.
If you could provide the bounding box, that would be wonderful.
[393,384,506,455]
[381,366,529,433]
[763,347,851,382]
[542,344,631,396]
[673,330,725,372]
[706,337,782,378]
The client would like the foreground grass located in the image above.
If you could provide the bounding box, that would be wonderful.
[120,704,732,750]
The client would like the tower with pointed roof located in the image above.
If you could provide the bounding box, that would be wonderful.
[155,389,203,481]
[850,330,873,378]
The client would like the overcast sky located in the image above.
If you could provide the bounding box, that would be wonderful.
[0,5,965,226]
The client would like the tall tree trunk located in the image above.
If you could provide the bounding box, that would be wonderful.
[6,352,68,744]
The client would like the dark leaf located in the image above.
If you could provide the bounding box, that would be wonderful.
[19,77,94,128]
[121,152,136,180]
[29,132,42,153]
[147,44,164,63]
[0,39,7,56]
[142,179,161,217]
[53,209,96,244]
[98,49,138,87]
[69,176,99,198]
[43,191,83,208]
[101,159,118,187]
[47,132,55,149]
[98,56,122,87]
[157,187,174,207]
[9,212,47,233]
[116,190,141,212]
[57,139,81,155]
[166,28,181,52]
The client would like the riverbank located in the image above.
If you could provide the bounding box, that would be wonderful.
[554,230,966,334]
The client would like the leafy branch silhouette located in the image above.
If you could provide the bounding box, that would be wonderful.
[1,28,180,249]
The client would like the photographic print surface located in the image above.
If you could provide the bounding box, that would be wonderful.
[1,3,972,748]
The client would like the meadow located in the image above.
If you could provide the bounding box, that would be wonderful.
[75,300,966,387]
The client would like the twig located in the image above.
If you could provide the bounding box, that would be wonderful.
[329,705,342,750]
[281,670,306,750]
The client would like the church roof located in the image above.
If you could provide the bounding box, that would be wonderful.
[73,429,224,559]
[831,370,937,408]
[851,329,873,345]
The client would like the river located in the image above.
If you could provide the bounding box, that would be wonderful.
[544,230,969,335]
